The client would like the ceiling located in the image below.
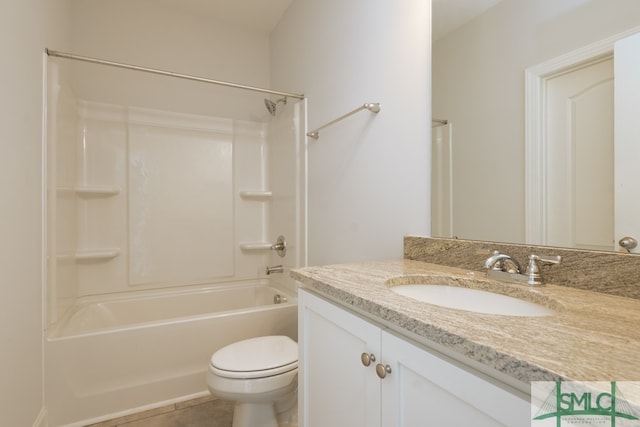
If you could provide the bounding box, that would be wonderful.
[432,0,504,40]
[156,0,503,38]
[154,0,295,32]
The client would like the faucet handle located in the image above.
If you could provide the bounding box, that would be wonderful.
[525,254,562,286]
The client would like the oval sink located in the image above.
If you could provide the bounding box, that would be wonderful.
[390,284,555,317]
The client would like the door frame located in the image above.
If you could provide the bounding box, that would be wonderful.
[524,26,640,245]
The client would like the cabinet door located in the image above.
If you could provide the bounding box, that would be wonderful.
[381,331,530,427]
[299,290,381,427]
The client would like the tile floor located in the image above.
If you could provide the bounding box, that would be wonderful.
[86,396,234,427]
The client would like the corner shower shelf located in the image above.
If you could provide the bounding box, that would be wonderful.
[239,190,272,200]
[239,242,273,251]
[74,186,121,196]
[57,186,121,196]
[74,248,121,261]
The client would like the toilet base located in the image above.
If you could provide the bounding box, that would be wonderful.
[276,402,298,427]
[232,402,278,427]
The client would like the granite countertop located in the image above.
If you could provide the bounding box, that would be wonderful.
[291,259,640,386]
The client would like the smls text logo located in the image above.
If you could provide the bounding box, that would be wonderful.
[532,381,640,427]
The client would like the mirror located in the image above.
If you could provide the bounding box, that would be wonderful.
[431,0,640,251]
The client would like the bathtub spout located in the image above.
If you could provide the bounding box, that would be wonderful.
[266,265,284,275]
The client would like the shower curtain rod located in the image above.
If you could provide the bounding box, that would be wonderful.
[306,102,381,139]
[45,49,305,100]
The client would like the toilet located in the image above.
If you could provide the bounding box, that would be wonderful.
[206,335,298,427]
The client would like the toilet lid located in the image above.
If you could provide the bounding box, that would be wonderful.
[210,335,298,379]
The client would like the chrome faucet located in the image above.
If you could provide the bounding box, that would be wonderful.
[484,251,522,273]
[484,251,561,286]
[266,265,284,275]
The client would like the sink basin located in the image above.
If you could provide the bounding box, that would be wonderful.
[389,284,555,317]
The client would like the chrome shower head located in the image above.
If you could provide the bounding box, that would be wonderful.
[264,97,287,116]
[264,99,277,116]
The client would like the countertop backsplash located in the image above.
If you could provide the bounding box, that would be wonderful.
[404,236,640,300]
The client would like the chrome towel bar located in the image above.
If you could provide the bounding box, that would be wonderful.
[307,102,381,139]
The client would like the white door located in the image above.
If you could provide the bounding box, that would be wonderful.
[299,291,381,427]
[545,57,615,250]
[381,331,529,427]
[614,32,640,254]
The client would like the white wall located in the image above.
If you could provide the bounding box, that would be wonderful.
[433,0,640,244]
[70,0,273,121]
[271,0,432,265]
[0,0,71,425]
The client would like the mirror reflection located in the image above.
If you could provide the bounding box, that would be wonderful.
[431,0,640,252]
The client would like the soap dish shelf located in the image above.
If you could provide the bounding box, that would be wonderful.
[74,248,121,261]
[239,191,272,200]
[57,186,121,197]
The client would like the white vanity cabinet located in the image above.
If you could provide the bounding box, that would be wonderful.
[298,289,530,427]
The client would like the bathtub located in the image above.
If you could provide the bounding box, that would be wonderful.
[44,281,297,427]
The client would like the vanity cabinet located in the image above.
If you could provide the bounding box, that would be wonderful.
[298,289,530,427]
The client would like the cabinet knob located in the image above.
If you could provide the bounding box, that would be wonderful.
[361,352,376,367]
[619,236,638,252]
[375,363,392,379]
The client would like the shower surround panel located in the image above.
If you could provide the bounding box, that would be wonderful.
[49,99,271,321]
[127,108,233,286]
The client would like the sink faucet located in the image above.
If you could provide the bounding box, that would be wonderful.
[484,251,561,286]
[484,251,522,274]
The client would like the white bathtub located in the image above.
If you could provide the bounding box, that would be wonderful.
[45,281,297,427]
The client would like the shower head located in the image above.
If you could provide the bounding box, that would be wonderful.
[264,97,287,116]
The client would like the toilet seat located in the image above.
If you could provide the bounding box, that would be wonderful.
[210,335,298,380]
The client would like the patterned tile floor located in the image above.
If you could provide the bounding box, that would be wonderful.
[86,396,234,427]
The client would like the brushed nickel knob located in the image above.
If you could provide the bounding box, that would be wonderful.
[619,236,638,252]
[360,352,376,367]
[375,363,392,378]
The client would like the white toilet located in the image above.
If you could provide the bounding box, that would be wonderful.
[206,335,298,427]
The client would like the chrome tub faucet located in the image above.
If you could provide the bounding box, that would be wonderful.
[266,265,284,275]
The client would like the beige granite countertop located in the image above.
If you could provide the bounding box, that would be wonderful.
[291,259,640,386]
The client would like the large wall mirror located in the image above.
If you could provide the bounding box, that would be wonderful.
[431,0,640,253]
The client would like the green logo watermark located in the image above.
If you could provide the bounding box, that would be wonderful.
[532,381,640,426]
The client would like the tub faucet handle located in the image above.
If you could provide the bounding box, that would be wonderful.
[270,235,287,257]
